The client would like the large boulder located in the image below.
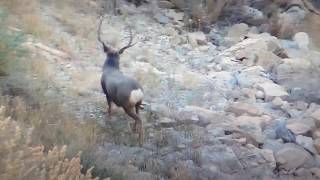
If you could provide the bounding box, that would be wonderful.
[275,143,313,171]
[275,56,320,102]
[287,122,312,136]
[224,33,284,71]
[233,115,267,145]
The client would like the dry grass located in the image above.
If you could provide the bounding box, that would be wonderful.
[0,0,38,14]
[0,95,104,154]
[20,14,50,39]
[0,106,103,180]
[68,70,100,97]
[0,0,51,39]
[51,1,97,41]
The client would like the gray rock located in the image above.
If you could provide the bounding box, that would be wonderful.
[293,32,310,50]
[159,117,176,127]
[255,90,265,100]
[154,13,170,24]
[187,31,207,48]
[287,122,312,136]
[158,0,176,9]
[271,97,284,109]
[296,135,317,155]
[226,23,249,43]
[201,145,243,174]
[314,138,320,155]
[233,115,267,145]
[275,143,312,171]
[227,102,262,116]
[263,139,284,152]
[240,6,265,26]
[260,149,276,168]
[257,82,289,101]
[311,109,320,127]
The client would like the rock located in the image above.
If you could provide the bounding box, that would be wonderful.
[173,70,208,90]
[227,102,262,116]
[295,168,313,178]
[260,149,276,168]
[295,101,309,111]
[226,23,249,43]
[234,115,266,130]
[209,71,236,91]
[262,176,276,180]
[310,167,320,178]
[236,66,271,88]
[164,9,184,22]
[296,135,317,155]
[311,109,320,127]
[293,32,310,50]
[158,0,176,9]
[255,90,265,99]
[240,6,265,26]
[313,129,320,139]
[233,115,267,145]
[159,117,176,127]
[209,30,225,46]
[241,88,256,101]
[181,106,225,126]
[287,122,312,136]
[314,138,320,154]
[271,97,284,109]
[275,56,320,102]
[275,143,312,171]
[223,33,283,71]
[169,0,229,23]
[256,82,289,101]
[187,31,207,48]
[198,45,209,52]
[274,6,307,39]
[201,146,243,173]
[154,13,170,24]
[263,139,284,152]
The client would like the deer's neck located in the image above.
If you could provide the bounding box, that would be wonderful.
[103,58,119,70]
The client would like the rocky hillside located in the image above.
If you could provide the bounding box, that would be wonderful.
[1,0,320,179]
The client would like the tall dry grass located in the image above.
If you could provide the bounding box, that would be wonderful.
[0,106,106,180]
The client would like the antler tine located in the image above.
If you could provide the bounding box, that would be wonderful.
[97,15,110,53]
[118,26,137,54]
[97,15,105,45]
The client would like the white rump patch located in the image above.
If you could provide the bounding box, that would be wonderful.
[129,89,143,104]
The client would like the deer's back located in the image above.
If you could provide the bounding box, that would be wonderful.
[101,69,143,106]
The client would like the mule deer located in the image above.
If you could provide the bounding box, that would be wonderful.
[98,16,144,146]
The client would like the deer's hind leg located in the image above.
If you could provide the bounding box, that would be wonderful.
[123,106,144,147]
